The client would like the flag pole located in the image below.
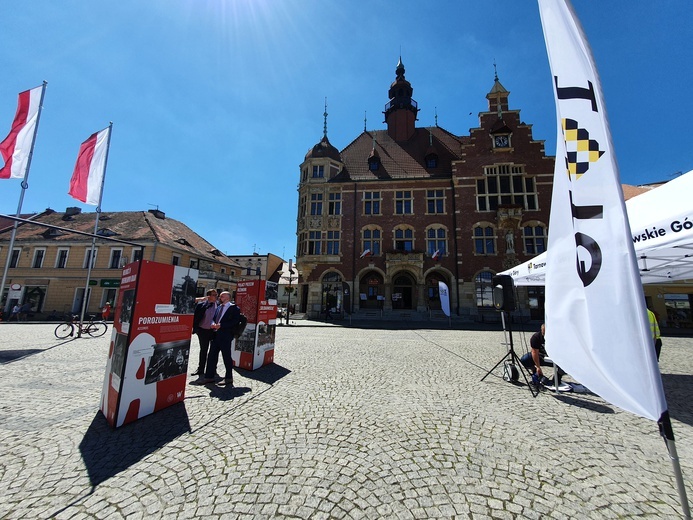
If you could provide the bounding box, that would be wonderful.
[659,412,691,519]
[78,123,113,336]
[0,81,47,315]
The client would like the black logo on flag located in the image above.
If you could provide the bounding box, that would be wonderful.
[562,118,605,179]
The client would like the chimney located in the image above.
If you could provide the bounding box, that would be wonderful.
[148,209,166,219]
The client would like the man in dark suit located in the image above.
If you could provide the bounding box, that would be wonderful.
[191,291,241,387]
[191,289,218,376]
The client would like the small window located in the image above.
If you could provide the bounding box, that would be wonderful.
[310,193,323,215]
[32,248,46,269]
[474,226,496,255]
[364,192,381,215]
[56,248,69,269]
[172,254,180,266]
[9,248,21,268]
[326,231,340,255]
[83,248,98,268]
[426,190,445,214]
[395,191,413,215]
[328,193,341,215]
[109,249,123,269]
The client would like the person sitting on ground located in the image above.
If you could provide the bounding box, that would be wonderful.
[520,323,565,388]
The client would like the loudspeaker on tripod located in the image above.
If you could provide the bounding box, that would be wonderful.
[492,274,516,312]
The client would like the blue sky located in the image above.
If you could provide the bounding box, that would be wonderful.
[1,1,692,261]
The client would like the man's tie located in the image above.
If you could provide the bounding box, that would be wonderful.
[213,304,223,322]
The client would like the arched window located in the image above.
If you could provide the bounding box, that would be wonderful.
[322,272,343,314]
[393,226,415,252]
[425,153,438,168]
[362,226,382,256]
[475,271,494,308]
[522,223,547,255]
[473,224,496,255]
[426,273,446,310]
[426,225,447,257]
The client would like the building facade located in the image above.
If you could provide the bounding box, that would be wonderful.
[295,59,556,320]
[0,208,241,319]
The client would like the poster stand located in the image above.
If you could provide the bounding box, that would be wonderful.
[100,260,197,428]
[232,279,277,371]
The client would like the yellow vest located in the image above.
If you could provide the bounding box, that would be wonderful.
[647,310,661,340]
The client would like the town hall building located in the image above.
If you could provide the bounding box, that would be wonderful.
[295,58,555,320]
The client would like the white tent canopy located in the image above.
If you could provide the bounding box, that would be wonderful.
[502,169,693,286]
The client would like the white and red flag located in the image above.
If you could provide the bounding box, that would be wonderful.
[359,249,372,259]
[0,84,44,180]
[432,249,441,261]
[68,126,111,205]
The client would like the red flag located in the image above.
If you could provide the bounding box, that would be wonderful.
[68,126,111,205]
[0,85,44,179]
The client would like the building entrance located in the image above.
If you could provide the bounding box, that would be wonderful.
[392,273,415,310]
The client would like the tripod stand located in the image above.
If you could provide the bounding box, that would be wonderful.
[480,311,538,397]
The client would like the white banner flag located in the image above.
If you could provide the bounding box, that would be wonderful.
[538,0,667,421]
[438,281,450,317]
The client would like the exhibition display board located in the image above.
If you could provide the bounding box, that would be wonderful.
[100,260,197,428]
[233,279,277,371]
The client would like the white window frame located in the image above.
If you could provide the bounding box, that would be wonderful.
[32,248,46,269]
[55,247,70,269]
[109,248,124,269]
[10,247,21,268]
[83,247,98,269]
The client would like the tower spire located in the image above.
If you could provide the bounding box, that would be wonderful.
[323,97,328,138]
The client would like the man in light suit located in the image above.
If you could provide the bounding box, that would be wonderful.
[191,291,241,387]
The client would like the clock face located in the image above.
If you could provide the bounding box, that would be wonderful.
[495,135,509,148]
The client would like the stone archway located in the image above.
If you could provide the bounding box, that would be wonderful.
[358,271,384,310]
[392,272,416,310]
[425,272,448,311]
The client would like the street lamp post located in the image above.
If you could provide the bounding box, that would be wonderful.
[286,259,294,326]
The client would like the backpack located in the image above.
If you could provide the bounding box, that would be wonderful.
[233,313,248,339]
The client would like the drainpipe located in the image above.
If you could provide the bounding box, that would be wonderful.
[451,177,460,316]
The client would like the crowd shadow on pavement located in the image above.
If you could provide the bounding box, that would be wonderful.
[236,362,291,385]
[207,385,252,401]
[79,403,191,487]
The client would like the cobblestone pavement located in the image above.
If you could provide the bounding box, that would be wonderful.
[0,322,691,519]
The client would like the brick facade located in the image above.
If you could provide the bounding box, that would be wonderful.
[296,61,555,319]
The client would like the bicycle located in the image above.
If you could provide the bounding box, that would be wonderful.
[54,314,109,339]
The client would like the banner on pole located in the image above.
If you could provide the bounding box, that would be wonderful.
[538,0,667,421]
